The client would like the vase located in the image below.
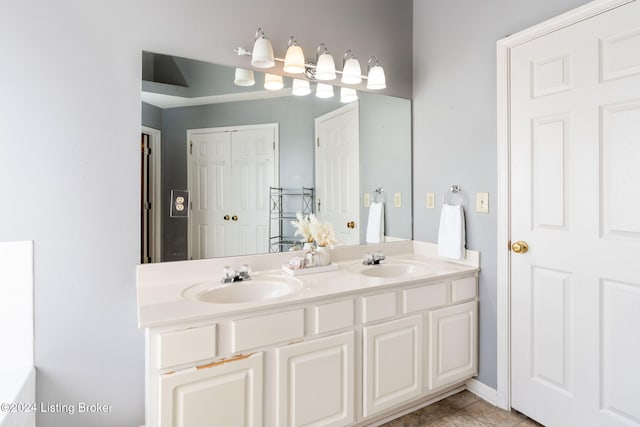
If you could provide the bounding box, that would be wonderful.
[316,245,331,267]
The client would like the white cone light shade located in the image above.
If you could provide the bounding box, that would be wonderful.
[340,87,358,103]
[251,37,275,68]
[341,58,362,84]
[316,83,334,98]
[234,68,255,87]
[283,45,305,74]
[366,65,386,90]
[292,79,311,96]
[315,53,337,80]
[264,73,284,90]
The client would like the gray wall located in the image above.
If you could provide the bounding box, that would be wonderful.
[142,101,163,130]
[0,0,412,425]
[412,0,592,389]
[360,92,412,241]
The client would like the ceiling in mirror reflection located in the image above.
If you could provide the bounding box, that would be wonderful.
[141,51,412,263]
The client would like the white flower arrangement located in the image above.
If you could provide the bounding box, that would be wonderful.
[291,213,337,248]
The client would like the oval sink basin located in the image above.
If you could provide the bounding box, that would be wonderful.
[183,275,303,304]
[358,261,431,279]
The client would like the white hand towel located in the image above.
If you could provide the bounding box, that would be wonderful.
[437,204,466,260]
[366,202,384,244]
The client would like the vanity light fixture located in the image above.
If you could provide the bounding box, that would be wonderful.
[316,83,334,99]
[341,51,362,85]
[264,73,284,90]
[340,87,358,103]
[283,37,306,74]
[292,79,311,96]
[314,44,337,81]
[250,28,275,68]
[234,27,387,98]
[233,68,255,87]
[366,56,386,90]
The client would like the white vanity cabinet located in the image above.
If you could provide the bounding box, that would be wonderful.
[362,315,423,418]
[158,352,263,427]
[428,300,478,390]
[142,266,479,427]
[276,331,355,427]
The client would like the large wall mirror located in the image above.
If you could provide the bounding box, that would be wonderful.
[141,52,412,263]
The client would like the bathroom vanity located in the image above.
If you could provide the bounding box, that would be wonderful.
[137,241,479,426]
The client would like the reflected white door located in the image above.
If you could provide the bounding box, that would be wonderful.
[189,130,232,259]
[231,128,276,257]
[510,2,640,426]
[188,125,277,258]
[315,103,360,246]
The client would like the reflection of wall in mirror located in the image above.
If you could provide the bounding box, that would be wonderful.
[141,61,412,262]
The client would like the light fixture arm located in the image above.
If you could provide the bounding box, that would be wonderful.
[343,50,356,68]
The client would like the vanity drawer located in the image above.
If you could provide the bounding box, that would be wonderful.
[232,309,304,352]
[452,276,477,302]
[314,300,354,334]
[402,282,449,314]
[158,324,217,369]
[362,292,397,323]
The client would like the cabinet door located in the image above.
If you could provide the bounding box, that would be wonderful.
[159,353,263,427]
[428,300,477,390]
[276,331,354,427]
[363,315,423,418]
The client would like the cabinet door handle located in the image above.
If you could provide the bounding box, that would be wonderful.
[232,215,238,221]
[223,215,230,221]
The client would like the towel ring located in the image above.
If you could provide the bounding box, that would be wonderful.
[373,187,384,203]
[444,185,463,206]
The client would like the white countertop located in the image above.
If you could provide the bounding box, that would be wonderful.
[137,241,479,328]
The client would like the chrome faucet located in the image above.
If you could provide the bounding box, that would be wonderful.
[221,264,251,283]
[362,252,386,265]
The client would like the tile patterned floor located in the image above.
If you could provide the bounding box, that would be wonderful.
[380,390,544,427]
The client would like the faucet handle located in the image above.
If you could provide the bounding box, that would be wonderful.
[238,264,251,279]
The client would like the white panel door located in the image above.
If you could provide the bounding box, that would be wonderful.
[275,332,354,427]
[230,127,276,257]
[189,131,232,259]
[427,301,477,390]
[188,125,277,258]
[159,353,263,427]
[510,2,640,426]
[362,315,422,418]
[315,103,360,246]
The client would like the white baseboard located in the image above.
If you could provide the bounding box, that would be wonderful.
[466,378,498,406]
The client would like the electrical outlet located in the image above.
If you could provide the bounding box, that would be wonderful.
[394,193,402,208]
[426,193,435,209]
[476,192,489,213]
[364,192,371,207]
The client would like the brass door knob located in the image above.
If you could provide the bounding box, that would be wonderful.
[347,221,356,229]
[223,215,230,221]
[232,215,238,221]
[511,240,529,253]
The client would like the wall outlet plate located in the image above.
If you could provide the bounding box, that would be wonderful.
[170,190,190,218]
[394,192,402,208]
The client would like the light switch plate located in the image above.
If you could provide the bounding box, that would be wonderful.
[476,192,489,213]
[364,193,371,208]
[394,193,402,208]
[426,193,435,209]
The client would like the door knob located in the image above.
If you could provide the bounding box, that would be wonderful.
[347,221,356,229]
[232,215,238,221]
[223,215,230,221]
[511,240,529,253]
